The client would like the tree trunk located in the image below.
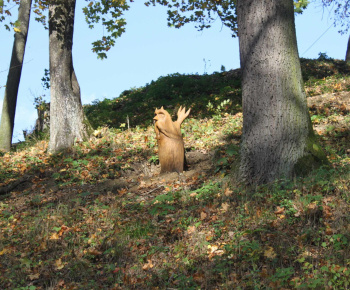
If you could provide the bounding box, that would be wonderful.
[48,0,90,153]
[346,34,350,62]
[237,0,327,185]
[0,0,32,152]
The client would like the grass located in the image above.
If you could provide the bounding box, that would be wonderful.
[0,57,350,289]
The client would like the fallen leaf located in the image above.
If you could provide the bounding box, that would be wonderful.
[293,204,302,217]
[88,234,97,244]
[301,250,313,257]
[39,241,47,251]
[193,272,205,282]
[58,225,69,237]
[187,225,196,234]
[113,267,124,273]
[0,248,9,255]
[117,188,128,195]
[50,232,59,240]
[307,202,318,213]
[206,233,214,241]
[28,273,40,280]
[88,248,102,256]
[256,207,262,217]
[221,202,229,212]
[323,205,332,219]
[264,246,277,259]
[55,258,64,270]
[244,203,249,214]
[274,206,285,215]
[207,244,225,259]
[57,280,65,287]
[224,188,233,197]
[200,211,207,220]
[142,259,154,270]
[208,244,218,254]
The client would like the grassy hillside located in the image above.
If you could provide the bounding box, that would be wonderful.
[84,70,242,129]
[0,57,350,289]
[84,57,350,129]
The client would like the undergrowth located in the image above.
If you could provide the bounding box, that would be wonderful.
[0,58,350,289]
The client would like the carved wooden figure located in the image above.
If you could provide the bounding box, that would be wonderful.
[154,106,191,173]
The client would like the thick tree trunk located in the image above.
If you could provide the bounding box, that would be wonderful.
[0,0,32,151]
[346,34,350,62]
[48,0,90,153]
[237,0,327,185]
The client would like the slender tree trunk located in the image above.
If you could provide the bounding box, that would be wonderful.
[0,0,32,151]
[237,0,327,185]
[48,0,90,153]
[346,34,350,62]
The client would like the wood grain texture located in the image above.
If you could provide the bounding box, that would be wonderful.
[154,106,190,173]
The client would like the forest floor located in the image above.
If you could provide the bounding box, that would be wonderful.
[0,59,350,289]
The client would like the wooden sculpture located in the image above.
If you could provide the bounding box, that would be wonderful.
[154,106,191,173]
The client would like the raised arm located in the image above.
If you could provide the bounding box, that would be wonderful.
[175,106,191,127]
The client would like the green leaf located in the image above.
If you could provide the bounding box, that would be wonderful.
[53,226,61,232]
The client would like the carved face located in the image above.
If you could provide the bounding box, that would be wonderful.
[153,108,166,125]
[154,107,173,135]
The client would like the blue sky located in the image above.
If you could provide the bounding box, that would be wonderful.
[0,1,348,142]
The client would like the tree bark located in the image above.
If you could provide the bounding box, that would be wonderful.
[237,0,327,185]
[0,0,32,152]
[48,0,91,153]
[346,34,350,62]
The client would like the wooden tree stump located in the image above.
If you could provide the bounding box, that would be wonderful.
[154,106,190,173]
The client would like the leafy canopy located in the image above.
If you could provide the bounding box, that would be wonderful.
[143,0,310,37]
[321,0,350,34]
[0,0,20,31]
[1,0,333,60]
[0,0,133,59]
[145,0,238,36]
[83,0,133,59]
